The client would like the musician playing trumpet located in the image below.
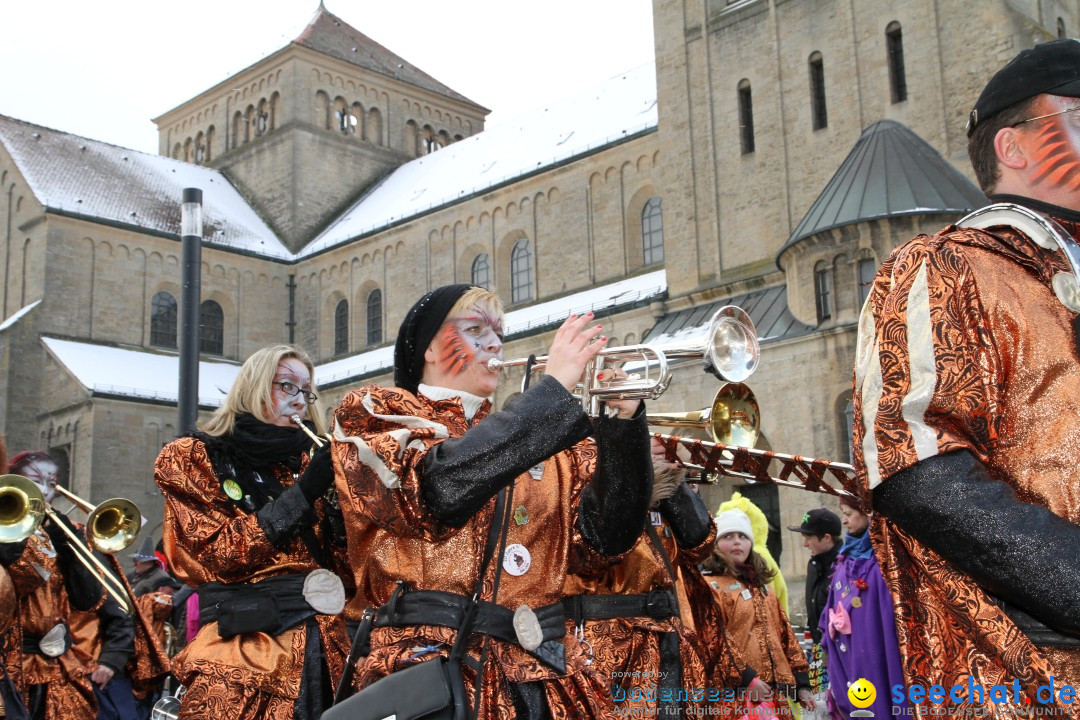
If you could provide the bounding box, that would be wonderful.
[154,345,349,720]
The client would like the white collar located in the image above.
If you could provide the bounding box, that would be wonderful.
[418,384,489,422]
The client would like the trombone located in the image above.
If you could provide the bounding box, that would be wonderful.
[647,386,857,497]
[0,474,140,613]
[488,306,760,415]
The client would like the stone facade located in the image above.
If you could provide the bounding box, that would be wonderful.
[1,0,1076,625]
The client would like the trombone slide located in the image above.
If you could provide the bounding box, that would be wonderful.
[654,434,857,498]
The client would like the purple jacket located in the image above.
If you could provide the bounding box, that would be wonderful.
[818,530,909,719]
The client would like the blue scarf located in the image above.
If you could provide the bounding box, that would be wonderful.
[839,526,875,560]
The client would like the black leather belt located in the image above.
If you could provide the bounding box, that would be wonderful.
[198,574,317,638]
[373,588,567,672]
[562,589,678,624]
[990,595,1080,648]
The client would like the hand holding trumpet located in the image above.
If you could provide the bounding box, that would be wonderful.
[543,312,608,393]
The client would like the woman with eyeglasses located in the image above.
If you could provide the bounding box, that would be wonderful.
[154,344,349,720]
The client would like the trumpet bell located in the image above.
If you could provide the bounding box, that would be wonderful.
[647,382,760,447]
[704,307,760,383]
[86,499,142,554]
[0,475,46,543]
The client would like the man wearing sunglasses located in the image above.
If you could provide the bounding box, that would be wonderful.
[852,38,1080,712]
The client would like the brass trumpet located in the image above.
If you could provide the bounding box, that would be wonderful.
[0,474,140,613]
[488,306,760,415]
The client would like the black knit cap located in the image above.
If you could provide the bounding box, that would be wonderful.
[967,38,1080,136]
[394,284,476,394]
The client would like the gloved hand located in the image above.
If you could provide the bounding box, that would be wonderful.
[43,512,77,548]
[298,443,334,505]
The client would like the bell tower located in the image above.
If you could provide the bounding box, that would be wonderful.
[152,5,489,253]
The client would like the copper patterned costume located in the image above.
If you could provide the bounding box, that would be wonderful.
[331,377,652,720]
[3,529,101,719]
[566,505,750,714]
[852,207,1080,716]
[155,436,350,720]
[705,570,808,694]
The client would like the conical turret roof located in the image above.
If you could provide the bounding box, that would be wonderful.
[782,120,986,254]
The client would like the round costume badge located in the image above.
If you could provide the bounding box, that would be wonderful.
[222,479,243,500]
[502,543,532,576]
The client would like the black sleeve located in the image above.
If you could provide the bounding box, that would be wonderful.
[0,538,28,567]
[657,483,713,549]
[872,449,1080,636]
[43,513,105,612]
[421,375,593,527]
[576,402,653,556]
[95,595,136,674]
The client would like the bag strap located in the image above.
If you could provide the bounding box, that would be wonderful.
[645,522,682,619]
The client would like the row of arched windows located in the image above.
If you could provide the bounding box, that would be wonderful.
[333,289,383,357]
[314,91,383,145]
[404,121,464,157]
[233,94,280,150]
[735,22,908,154]
[171,127,217,164]
[150,292,225,355]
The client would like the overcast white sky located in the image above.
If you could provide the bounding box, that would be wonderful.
[1,0,656,156]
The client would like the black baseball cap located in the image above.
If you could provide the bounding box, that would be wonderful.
[787,508,841,538]
[967,38,1080,136]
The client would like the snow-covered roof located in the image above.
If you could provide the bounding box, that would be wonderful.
[0,300,41,332]
[301,62,658,256]
[0,115,291,260]
[316,269,668,386]
[42,337,242,407]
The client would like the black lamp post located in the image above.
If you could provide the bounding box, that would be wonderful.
[178,188,203,435]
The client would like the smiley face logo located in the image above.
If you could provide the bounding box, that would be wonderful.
[848,679,876,709]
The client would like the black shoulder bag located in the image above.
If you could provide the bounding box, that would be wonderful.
[323,487,511,720]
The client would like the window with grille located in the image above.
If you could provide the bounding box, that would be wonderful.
[334,299,349,355]
[150,291,177,348]
[815,265,832,323]
[472,253,491,289]
[199,300,224,355]
[738,79,755,154]
[511,239,533,304]
[642,197,664,266]
[367,290,383,346]
[809,52,828,130]
[886,22,907,103]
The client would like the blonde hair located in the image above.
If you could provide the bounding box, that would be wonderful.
[200,345,325,437]
[447,287,504,326]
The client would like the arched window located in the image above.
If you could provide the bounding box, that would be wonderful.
[366,107,383,145]
[366,289,383,346]
[814,262,832,323]
[1059,17,1067,38]
[809,51,828,130]
[737,79,755,154]
[334,299,349,355]
[642,197,664,266]
[511,239,533,304]
[199,300,224,355]
[472,253,491,289]
[843,398,855,463]
[858,257,877,306]
[150,291,177,348]
[886,22,907,104]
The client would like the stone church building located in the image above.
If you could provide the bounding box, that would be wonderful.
[0,0,1073,623]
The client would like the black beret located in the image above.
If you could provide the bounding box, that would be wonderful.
[968,38,1080,136]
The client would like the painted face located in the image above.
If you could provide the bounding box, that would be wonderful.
[423,306,504,397]
[267,357,313,428]
[1017,95,1080,209]
[716,531,751,565]
[21,459,58,503]
[803,533,835,555]
[840,504,869,534]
